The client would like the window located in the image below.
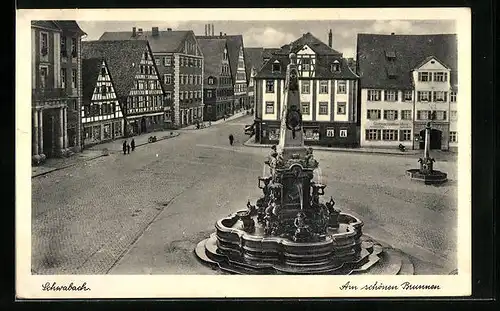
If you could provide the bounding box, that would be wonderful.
[365,129,381,140]
[301,81,310,94]
[401,110,412,120]
[208,77,214,85]
[61,69,66,88]
[450,91,457,102]
[300,102,310,115]
[180,92,184,100]
[417,91,431,102]
[339,129,348,137]
[71,38,77,57]
[164,74,171,85]
[450,131,458,143]
[266,80,275,93]
[417,110,432,120]
[400,130,412,141]
[101,84,107,95]
[433,72,448,82]
[403,90,413,101]
[383,110,398,120]
[265,101,274,114]
[206,90,212,98]
[138,81,144,90]
[337,102,346,115]
[337,80,346,94]
[367,109,381,120]
[268,128,280,141]
[319,81,329,94]
[163,56,172,66]
[39,66,48,88]
[326,128,335,137]
[272,62,281,72]
[71,69,77,88]
[331,60,340,72]
[450,110,457,120]
[435,110,447,121]
[384,90,398,101]
[319,102,328,115]
[367,90,381,101]
[433,91,448,102]
[304,128,320,141]
[150,81,156,90]
[418,72,431,82]
[382,129,398,141]
[40,32,48,56]
[60,37,67,57]
[385,50,396,60]
[300,58,311,71]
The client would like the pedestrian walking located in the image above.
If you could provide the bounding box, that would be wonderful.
[122,140,127,155]
[131,139,135,152]
[229,134,234,146]
[127,144,131,154]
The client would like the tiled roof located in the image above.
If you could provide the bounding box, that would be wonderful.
[53,21,87,35]
[255,53,358,80]
[276,32,342,56]
[82,58,103,102]
[244,48,265,75]
[82,40,149,99]
[99,30,191,53]
[356,33,458,89]
[196,38,227,83]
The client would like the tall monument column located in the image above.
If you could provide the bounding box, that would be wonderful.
[424,121,431,158]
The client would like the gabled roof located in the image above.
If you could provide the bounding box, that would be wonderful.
[196,38,228,83]
[99,30,194,53]
[82,58,105,102]
[356,33,458,89]
[413,55,451,70]
[198,34,246,83]
[276,32,342,56]
[53,21,87,35]
[31,20,86,35]
[82,40,149,99]
[255,53,358,80]
[244,48,265,76]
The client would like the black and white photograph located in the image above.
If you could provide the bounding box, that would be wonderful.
[16,8,471,298]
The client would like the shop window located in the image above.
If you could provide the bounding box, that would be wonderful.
[304,128,320,141]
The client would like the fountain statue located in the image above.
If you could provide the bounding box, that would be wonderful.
[406,122,448,185]
[194,53,415,275]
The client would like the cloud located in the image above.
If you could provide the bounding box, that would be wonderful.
[340,47,356,59]
[78,21,183,41]
[244,27,296,47]
[370,20,413,34]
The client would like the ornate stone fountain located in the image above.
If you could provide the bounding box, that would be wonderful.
[406,122,448,185]
[195,53,415,275]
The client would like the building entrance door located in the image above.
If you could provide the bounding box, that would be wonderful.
[140,117,147,133]
[419,128,442,150]
[42,111,54,157]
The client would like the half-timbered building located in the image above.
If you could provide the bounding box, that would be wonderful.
[82,40,166,136]
[81,58,124,146]
[254,31,359,147]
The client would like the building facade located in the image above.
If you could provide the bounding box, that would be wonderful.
[81,58,124,146]
[254,32,359,147]
[31,21,86,164]
[196,38,233,122]
[100,27,204,128]
[82,40,166,136]
[357,33,458,150]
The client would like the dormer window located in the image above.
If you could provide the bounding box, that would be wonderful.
[101,67,106,76]
[385,50,396,61]
[331,60,340,72]
[272,61,281,73]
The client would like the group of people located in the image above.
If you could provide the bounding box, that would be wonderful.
[123,139,136,155]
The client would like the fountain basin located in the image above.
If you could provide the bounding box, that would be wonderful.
[406,169,448,185]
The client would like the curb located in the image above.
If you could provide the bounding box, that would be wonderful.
[32,132,181,178]
[242,137,422,157]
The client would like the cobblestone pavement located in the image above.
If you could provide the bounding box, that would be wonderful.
[32,115,459,275]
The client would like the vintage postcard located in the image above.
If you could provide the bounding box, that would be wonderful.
[16,8,471,299]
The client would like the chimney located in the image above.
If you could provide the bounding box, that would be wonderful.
[328,29,333,48]
[391,32,395,35]
[224,33,226,36]
[220,32,223,37]
[212,24,214,36]
[205,24,207,35]
[152,27,159,36]
[167,28,172,31]
[132,27,136,37]
[137,28,143,36]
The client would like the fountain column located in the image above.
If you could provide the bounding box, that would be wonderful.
[33,109,39,156]
[424,122,431,159]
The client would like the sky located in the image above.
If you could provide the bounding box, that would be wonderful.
[78,20,456,59]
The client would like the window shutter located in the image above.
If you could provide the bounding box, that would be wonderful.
[395,91,398,101]
[395,110,398,120]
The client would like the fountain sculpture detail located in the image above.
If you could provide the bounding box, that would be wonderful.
[195,53,415,274]
[406,122,448,185]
